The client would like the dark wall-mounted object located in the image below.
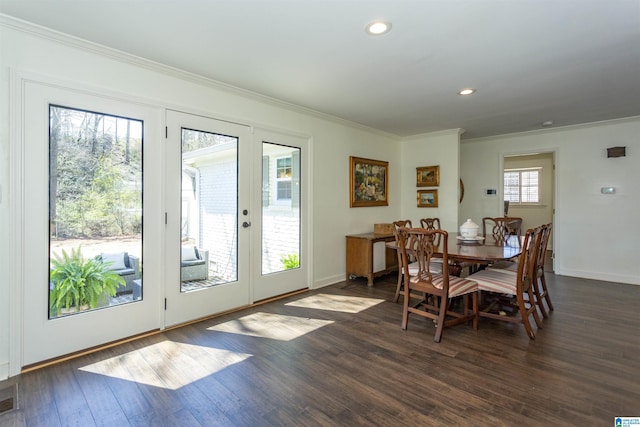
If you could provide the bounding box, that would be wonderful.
[607,146,626,158]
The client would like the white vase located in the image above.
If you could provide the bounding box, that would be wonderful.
[459,219,479,238]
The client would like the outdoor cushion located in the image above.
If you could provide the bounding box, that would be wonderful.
[181,246,198,261]
[102,252,127,270]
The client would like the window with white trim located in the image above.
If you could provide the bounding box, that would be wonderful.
[504,167,541,204]
[276,156,292,201]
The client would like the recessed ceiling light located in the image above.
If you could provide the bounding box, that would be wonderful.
[458,88,476,96]
[542,120,554,127]
[366,21,392,35]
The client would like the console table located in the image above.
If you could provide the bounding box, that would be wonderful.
[345,233,398,286]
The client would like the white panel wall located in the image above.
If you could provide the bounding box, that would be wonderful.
[0,19,401,378]
[460,118,640,285]
[400,130,462,231]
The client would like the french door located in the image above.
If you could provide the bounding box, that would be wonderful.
[164,112,309,326]
[164,111,252,326]
[20,80,163,366]
[17,80,308,368]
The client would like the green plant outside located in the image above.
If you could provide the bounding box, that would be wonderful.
[49,247,125,316]
[281,253,300,270]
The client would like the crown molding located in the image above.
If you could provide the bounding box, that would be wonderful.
[0,13,398,140]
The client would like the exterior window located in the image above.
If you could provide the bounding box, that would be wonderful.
[504,167,541,204]
[276,157,292,200]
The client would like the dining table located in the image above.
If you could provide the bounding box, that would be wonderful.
[387,232,523,276]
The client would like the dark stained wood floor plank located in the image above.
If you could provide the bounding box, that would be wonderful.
[2,271,640,426]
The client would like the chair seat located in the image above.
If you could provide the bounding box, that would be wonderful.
[467,268,517,295]
[410,274,477,297]
[407,261,442,275]
[181,259,206,267]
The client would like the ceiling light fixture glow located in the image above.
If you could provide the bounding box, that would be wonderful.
[366,21,391,35]
[458,88,476,96]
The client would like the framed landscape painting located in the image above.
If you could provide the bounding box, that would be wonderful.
[417,189,438,207]
[416,165,440,187]
[350,156,389,207]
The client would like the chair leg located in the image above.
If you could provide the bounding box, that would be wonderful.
[472,291,479,331]
[393,270,403,303]
[517,295,536,339]
[401,287,410,330]
[434,297,448,343]
[540,274,554,312]
[534,278,549,319]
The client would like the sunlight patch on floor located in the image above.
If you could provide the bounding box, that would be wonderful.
[285,293,385,313]
[79,340,251,390]
[207,312,334,341]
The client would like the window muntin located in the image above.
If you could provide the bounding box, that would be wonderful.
[504,167,541,204]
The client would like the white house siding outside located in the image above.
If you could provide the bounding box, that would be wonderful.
[189,152,300,281]
[197,158,238,282]
[262,208,300,274]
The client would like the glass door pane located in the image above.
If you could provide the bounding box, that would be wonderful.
[181,128,238,291]
[49,105,143,318]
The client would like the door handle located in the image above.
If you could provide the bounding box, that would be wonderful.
[242,221,252,228]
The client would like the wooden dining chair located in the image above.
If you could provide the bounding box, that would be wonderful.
[392,220,415,303]
[393,220,444,303]
[482,217,523,244]
[397,227,478,343]
[534,223,554,317]
[489,223,554,319]
[467,225,543,339]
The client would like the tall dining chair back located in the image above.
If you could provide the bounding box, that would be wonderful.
[397,227,478,342]
[392,220,414,302]
[483,217,523,244]
[419,217,442,246]
[534,223,554,317]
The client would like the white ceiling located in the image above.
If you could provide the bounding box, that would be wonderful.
[2,0,639,139]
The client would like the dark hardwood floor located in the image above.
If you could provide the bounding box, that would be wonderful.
[1,270,639,426]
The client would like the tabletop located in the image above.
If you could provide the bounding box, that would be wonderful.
[387,232,523,264]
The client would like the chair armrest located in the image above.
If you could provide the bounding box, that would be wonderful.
[197,248,209,264]
[129,255,141,279]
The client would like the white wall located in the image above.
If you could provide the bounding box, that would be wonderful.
[400,130,462,231]
[460,118,640,285]
[0,18,401,378]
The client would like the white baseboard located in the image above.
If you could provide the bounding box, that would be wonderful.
[555,269,639,286]
[312,274,346,289]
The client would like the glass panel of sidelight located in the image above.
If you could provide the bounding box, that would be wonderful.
[261,142,301,275]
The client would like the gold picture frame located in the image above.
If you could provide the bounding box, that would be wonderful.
[350,156,389,207]
[417,189,439,207]
[416,165,440,187]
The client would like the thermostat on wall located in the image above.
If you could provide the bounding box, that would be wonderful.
[601,187,616,194]
[486,189,497,196]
